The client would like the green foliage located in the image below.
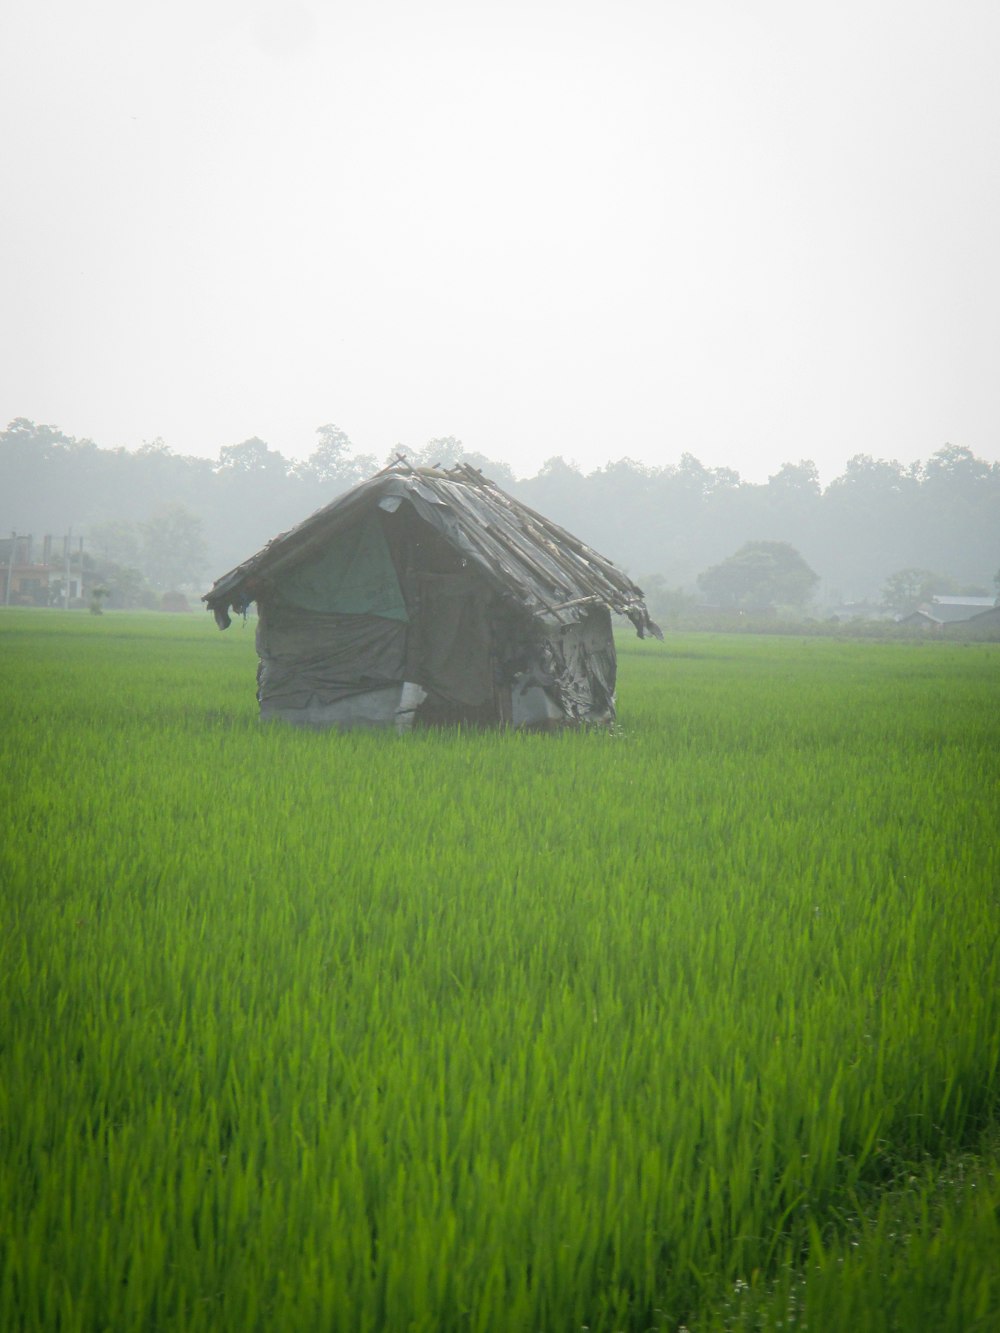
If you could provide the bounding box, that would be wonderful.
[139,503,209,591]
[697,540,819,609]
[87,517,144,569]
[635,574,699,626]
[766,459,821,498]
[0,613,996,1331]
[296,424,378,487]
[216,436,288,477]
[392,437,517,485]
[881,567,956,614]
[4,420,1000,603]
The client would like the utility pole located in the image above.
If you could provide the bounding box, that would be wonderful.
[4,532,15,606]
[64,532,71,610]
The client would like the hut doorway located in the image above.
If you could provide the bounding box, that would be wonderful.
[409,571,498,727]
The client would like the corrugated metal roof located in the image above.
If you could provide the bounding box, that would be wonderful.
[929,595,996,607]
[914,601,998,624]
[203,462,662,639]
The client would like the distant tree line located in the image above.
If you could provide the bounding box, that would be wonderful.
[2,418,998,617]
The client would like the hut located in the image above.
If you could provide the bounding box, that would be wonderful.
[203,461,661,730]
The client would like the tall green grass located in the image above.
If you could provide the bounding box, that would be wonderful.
[1,610,997,1330]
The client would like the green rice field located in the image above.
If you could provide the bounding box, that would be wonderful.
[1,609,998,1331]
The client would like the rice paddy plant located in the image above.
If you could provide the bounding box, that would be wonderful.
[0,610,997,1331]
[689,1130,1000,1332]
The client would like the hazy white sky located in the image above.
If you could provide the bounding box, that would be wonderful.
[2,0,998,482]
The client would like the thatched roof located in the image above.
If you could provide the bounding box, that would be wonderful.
[204,461,661,639]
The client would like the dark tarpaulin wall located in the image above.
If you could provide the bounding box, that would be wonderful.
[255,602,618,729]
[410,573,494,708]
[257,516,414,727]
[256,604,407,713]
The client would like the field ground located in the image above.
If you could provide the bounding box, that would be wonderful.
[1,609,998,1331]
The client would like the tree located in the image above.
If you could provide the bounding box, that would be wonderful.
[389,436,515,485]
[923,442,993,490]
[671,452,740,502]
[413,436,467,469]
[517,456,588,533]
[140,504,208,591]
[0,419,98,536]
[88,519,143,570]
[636,575,698,626]
[136,437,173,459]
[296,424,377,488]
[880,568,956,615]
[697,541,819,610]
[827,454,916,497]
[1,417,81,459]
[767,460,821,499]
[216,437,288,478]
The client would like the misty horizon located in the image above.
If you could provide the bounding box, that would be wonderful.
[0,411,986,490]
[4,419,997,614]
[2,0,999,488]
